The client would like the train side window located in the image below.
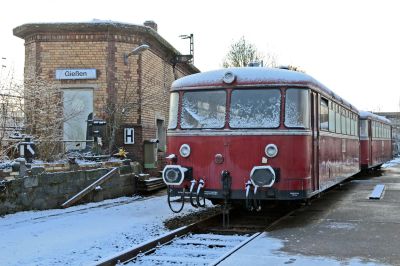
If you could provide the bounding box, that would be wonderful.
[168,92,179,129]
[350,116,355,136]
[329,101,335,132]
[360,119,368,138]
[335,105,341,133]
[341,108,346,134]
[320,98,329,130]
[284,89,310,128]
[346,111,351,135]
[372,121,376,138]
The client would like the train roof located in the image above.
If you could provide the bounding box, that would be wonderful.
[359,111,391,124]
[172,67,358,111]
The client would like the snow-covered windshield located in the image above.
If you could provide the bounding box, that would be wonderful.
[229,89,281,128]
[181,90,226,129]
[168,92,179,129]
[284,88,310,128]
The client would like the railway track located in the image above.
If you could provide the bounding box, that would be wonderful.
[96,203,298,266]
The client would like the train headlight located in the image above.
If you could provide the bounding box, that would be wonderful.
[250,166,276,187]
[179,144,191,158]
[162,165,187,185]
[265,144,278,158]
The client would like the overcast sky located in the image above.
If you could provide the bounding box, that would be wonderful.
[1,0,399,112]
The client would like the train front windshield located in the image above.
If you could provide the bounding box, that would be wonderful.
[168,88,310,129]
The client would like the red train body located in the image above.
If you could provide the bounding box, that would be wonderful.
[359,111,392,170]
[162,67,392,210]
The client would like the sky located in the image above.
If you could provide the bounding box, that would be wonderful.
[1,0,399,112]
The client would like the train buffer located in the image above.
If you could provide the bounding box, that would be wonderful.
[369,184,385,200]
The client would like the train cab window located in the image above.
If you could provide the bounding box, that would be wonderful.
[360,120,368,138]
[230,89,281,128]
[284,89,310,128]
[320,98,329,130]
[329,102,335,132]
[335,105,341,133]
[181,90,226,129]
[168,92,179,129]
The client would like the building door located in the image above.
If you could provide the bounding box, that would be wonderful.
[63,89,93,151]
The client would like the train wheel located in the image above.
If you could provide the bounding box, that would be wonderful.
[167,187,185,213]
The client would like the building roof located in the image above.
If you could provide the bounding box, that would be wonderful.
[13,20,200,74]
[172,67,358,111]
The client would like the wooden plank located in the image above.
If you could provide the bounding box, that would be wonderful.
[369,184,385,200]
[61,167,118,208]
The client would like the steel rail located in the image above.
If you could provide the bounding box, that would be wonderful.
[95,213,219,266]
[209,207,300,265]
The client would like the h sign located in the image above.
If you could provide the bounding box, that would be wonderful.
[124,128,134,144]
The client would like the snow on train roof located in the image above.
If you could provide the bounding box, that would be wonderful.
[172,67,357,111]
[359,110,391,124]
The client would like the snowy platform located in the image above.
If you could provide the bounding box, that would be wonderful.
[220,158,400,266]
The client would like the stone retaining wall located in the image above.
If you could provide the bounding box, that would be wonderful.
[0,165,136,215]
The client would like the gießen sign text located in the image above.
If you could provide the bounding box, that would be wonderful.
[55,69,97,80]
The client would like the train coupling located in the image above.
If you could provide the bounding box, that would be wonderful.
[189,179,197,193]
[245,180,252,198]
[197,179,205,194]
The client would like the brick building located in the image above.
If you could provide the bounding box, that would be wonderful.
[13,20,199,168]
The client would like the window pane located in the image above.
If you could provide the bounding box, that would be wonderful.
[341,112,346,134]
[181,90,226,129]
[230,89,281,128]
[285,89,310,128]
[335,107,341,134]
[320,98,329,130]
[168,92,179,129]
[329,102,335,132]
[360,120,368,137]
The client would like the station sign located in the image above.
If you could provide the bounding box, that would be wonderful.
[55,68,97,80]
[124,128,135,144]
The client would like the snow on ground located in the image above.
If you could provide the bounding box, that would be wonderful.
[2,157,400,265]
[382,156,400,168]
[0,195,200,266]
[219,232,387,266]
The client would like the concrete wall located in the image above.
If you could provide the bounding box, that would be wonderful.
[0,166,136,215]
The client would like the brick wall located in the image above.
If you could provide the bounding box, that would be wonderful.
[15,22,199,167]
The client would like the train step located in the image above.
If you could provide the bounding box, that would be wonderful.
[137,176,166,192]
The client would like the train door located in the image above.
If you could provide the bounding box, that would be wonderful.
[368,119,372,166]
[311,92,319,191]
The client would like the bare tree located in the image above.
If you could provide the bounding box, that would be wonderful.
[0,69,24,158]
[222,36,277,68]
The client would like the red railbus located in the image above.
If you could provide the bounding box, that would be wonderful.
[359,111,392,170]
[162,67,362,212]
